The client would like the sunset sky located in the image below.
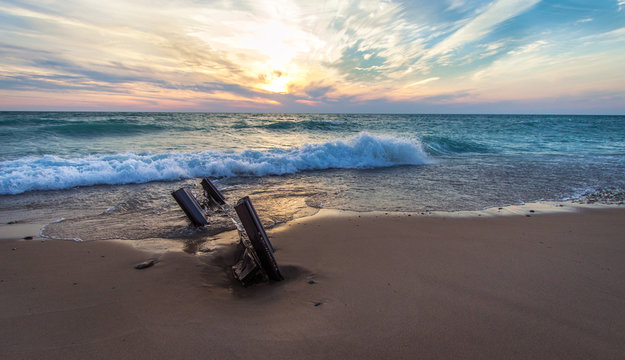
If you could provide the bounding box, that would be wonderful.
[1,0,624,114]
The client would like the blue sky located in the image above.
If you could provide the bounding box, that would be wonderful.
[0,0,624,113]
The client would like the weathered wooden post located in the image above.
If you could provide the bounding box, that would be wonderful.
[201,178,226,205]
[171,188,209,226]
[234,196,283,281]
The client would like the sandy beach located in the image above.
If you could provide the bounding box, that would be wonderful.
[1,206,624,359]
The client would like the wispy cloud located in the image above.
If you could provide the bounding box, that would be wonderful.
[423,0,541,61]
[576,17,594,23]
[408,77,440,87]
[580,26,625,43]
[446,0,468,11]
[466,36,625,105]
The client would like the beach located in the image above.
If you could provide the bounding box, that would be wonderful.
[2,0,625,357]
[2,205,624,359]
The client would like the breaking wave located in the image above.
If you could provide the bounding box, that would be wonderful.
[0,133,429,195]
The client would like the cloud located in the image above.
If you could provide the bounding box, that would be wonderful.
[446,0,467,11]
[423,90,473,103]
[303,83,334,98]
[576,18,593,23]
[408,77,440,87]
[504,40,549,56]
[423,0,541,61]
[580,26,625,44]
[466,38,625,104]
[295,99,324,106]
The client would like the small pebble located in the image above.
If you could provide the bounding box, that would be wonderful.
[135,259,156,269]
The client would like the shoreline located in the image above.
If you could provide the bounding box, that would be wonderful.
[2,205,625,359]
[1,199,620,248]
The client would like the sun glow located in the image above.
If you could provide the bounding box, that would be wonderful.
[259,70,291,93]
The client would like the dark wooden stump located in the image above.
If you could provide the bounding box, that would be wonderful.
[234,196,283,281]
[171,188,209,226]
[201,178,226,205]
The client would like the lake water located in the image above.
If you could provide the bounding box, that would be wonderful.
[1,112,624,247]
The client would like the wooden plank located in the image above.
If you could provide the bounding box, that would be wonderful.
[234,196,283,281]
[201,178,226,205]
[243,194,273,252]
[171,188,209,226]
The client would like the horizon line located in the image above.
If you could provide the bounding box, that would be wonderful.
[1,110,623,116]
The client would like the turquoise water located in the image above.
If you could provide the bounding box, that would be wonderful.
[1,112,624,244]
[2,112,624,159]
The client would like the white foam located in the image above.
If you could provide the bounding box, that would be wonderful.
[0,133,429,194]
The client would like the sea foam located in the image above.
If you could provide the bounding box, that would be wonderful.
[0,133,429,195]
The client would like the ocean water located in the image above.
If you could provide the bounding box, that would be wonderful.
[1,112,624,247]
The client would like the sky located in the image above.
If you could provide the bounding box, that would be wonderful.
[0,0,624,114]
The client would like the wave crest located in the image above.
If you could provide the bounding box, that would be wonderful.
[0,133,429,194]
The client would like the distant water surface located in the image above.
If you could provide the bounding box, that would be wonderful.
[1,112,624,246]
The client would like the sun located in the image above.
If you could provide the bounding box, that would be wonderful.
[259,70,290,94]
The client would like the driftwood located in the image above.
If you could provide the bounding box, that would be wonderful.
[134,259,157,270]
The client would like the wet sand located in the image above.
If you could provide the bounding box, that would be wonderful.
[1,207,624,359]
